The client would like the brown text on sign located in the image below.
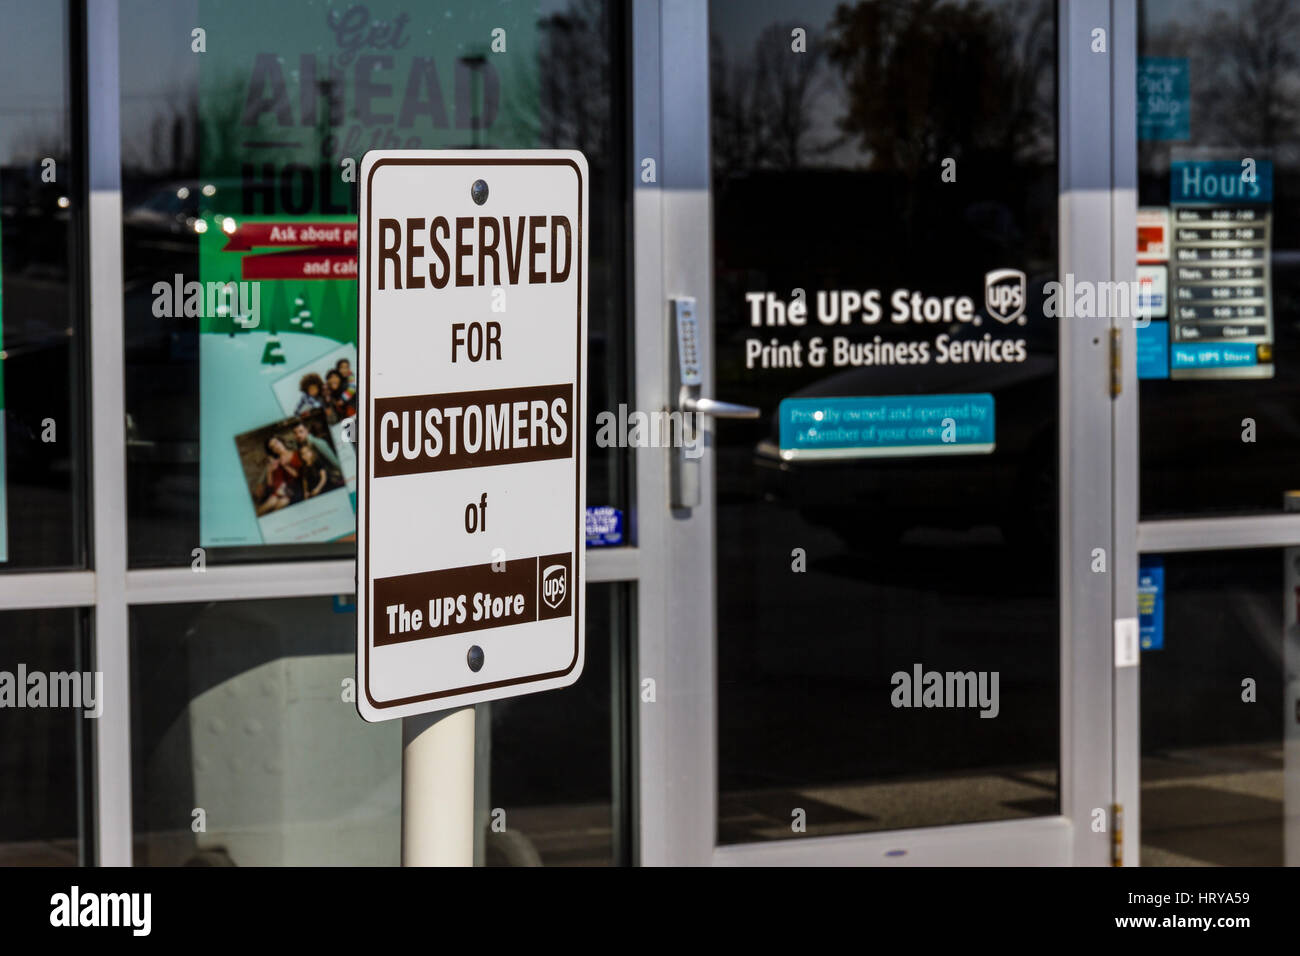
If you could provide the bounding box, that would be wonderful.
[373,383,572,477]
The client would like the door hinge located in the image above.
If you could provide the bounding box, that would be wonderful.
[1112,802,1124,866]
[1109,328,1122,398]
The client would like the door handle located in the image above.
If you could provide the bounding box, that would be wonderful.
[669,297,763,509]
[681,395,761,419]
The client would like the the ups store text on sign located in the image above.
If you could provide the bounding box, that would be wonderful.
[356,151,588,722]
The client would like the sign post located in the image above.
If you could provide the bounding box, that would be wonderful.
[357,150,589,864]
[401,707,475,866]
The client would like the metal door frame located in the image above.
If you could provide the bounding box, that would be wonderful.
[632,0,1121,866]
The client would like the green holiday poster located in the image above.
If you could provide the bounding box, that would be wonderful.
[197,0,540,547]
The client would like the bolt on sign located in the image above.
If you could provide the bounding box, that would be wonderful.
[356,150,587,721]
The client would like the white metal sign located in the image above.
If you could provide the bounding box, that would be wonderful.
[356,150,587,722]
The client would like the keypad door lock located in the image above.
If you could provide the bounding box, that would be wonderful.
[670,297,760,509]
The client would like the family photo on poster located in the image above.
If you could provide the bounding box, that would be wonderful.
[237,413,345,518]
[210,341,360,547]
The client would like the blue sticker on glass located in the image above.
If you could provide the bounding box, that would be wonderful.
[1138,57,1190,141]
[778,394,994,458]
[1136,321,1170,379]
[1171,160,1272,204]
[1170,343,1258,370]
[333,594,356,613]
[1139,557,1164,651]
[585,506,623,547]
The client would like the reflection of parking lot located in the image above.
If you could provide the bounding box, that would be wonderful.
[1141,744,1283,866]
[720,767,1058,845]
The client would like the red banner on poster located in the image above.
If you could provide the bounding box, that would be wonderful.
[241,248,359,280]
[224,221,358,252]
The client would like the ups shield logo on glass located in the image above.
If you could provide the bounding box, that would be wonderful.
[985,268,1027,324]
[538,554,573,620]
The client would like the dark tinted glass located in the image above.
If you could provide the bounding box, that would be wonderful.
[1140,548,1287,866]
[483,583,631,866]
[711,0,1060,840]
[0,607,91,865]
[0,0,87,570]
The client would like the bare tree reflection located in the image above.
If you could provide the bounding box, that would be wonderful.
[1150,0,1300,150]
[537,0,612,159]
[710,0,1053,175]
[826,0,1054,172]
[712,21,837,171]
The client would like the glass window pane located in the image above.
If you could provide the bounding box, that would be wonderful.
[119,0,630,567]
[710,0,1060,840]
[1137,0,1300,516]
[130,585,632,867]
[1140,549,1288,866]
[482,582,631,866]
[0,608,91,865]
[0,0,87,569]
[130,596,401,866]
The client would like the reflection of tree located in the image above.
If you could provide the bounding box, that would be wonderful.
[536,0,612,157]
[712,22,837,171]
[201,75,258,182]
[826,0,1053,172]
[1168,0,1300,149]
[121,88,196,177]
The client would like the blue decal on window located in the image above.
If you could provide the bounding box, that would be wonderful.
[1136,321,1170,379]
[1171,160,1272,204]
[1139,557,1164,651]
[1138,57,1190,141]
[1170,343,1258,370]
[586,506,623,547]
[778,394,995,459]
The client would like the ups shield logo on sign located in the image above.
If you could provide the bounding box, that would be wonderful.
[538,553,573,620]
[543,565,567,608]
[985,269,1027,324]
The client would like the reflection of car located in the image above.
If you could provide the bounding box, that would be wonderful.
[122,178,244,280]
[123,180,201,237]
[741,275,1058,552]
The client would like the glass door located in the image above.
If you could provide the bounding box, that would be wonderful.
[1128,0,1300,867]
[633,0,1119,865]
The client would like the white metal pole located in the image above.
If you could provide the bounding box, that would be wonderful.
[402,706,476,866]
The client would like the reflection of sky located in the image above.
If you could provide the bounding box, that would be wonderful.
[0,1,68,163]
[120,0,199,169]
[11,0,1270,170]
[119,0,583,170]
[711,0,845,53]
[1142,0,1251,32]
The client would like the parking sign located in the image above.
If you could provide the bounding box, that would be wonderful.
[356,151,587,722]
